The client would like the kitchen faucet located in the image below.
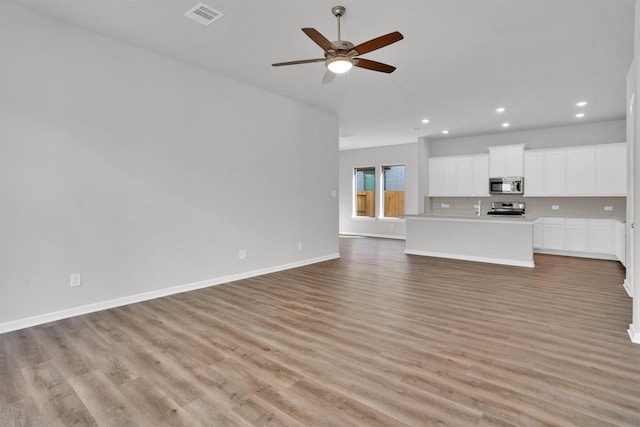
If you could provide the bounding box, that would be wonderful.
[475,197,483,217]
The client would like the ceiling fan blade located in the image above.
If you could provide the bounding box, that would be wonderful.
[302,28,336,52]
[322,70,336,85]
[354,58,396,73]
[352,31,404,55]
[272,58,326,67]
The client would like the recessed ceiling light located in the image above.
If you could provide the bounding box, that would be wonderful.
[442,130,449,134]
[576,113,585,118]
[576,101,587,107]
[502,123,510,128]
[496,107,505,113]
[421,119,430,124]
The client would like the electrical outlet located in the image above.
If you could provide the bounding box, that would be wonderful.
[552,205,560,210]
[70,273,82,288]
[238,249,247,260]
[441,203,450,208]
[390,224,394,230]
[604,206,613,211]
[330,190,337,198]
[297,242,303,250]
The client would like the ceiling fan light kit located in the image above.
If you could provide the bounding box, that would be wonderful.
[326,57,353,74]
[272,5,403,83]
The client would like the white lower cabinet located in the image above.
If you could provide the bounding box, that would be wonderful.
[565,218,588,252]
[541,218,566,250]
[534,217,625,262]
[588,219,613,254]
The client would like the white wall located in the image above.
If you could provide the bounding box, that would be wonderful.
[339,143,418,238]
[0,2,339,330]
[628,0,640,345]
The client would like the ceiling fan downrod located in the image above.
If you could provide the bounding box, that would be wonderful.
[332,5,346,41]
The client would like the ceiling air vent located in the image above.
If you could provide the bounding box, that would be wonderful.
[185,3,224,26]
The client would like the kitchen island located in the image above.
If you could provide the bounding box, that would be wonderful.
[405,214,536,268]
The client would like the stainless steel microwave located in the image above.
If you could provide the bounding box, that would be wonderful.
[489,177,524,195]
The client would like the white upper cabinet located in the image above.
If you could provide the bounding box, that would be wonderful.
[488,144,525,177]
[524,151,544,196]
[523,149,565,196]
[566,147,596,195]
[596,143,627,196]
[429,154,490,197]
[429,156,456,196]
[543,151,567,196]
[472,155,490,196]
[524,143,626,197]
[456,157,474,195]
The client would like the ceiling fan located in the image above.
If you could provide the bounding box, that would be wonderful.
[272,5,404,84]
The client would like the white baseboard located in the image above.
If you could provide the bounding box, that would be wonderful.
[0,253,340,335]
[628,324,640,344]
[533,248,618,261]
[339,232,405,240]
[404,249,535,268]
[623,279,633,298]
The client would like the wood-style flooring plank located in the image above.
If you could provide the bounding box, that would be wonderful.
[20,361,97,427]
[67,370,145,427]
[1,236,639,426]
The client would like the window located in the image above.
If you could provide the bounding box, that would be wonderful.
[382,165,405,218]
[354,167,375,217]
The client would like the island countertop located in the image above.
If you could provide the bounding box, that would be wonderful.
[405,214,535,268]
[405,213,537,224]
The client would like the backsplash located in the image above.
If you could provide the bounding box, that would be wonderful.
[427,196,626,219]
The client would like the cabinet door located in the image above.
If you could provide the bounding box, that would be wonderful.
[544,151,567,196]
[566,147,596,195]
[429,157,456,196]
[596,144,627,195]
[565,218,588,252]
[588,219,613,254]
[524,151,544,196]
[489,145,524,177]
[472,155,489,196]
[429,158,443,196]
[505,146,524,177]
[489,148,506,178]
[455,157,473,196]
[542,218,565,250]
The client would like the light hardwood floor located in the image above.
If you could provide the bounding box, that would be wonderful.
[1,236,640,426]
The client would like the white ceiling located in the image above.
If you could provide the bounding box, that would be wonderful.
[10,0,635,150]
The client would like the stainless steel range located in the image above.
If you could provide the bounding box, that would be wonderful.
[487,202,525,216]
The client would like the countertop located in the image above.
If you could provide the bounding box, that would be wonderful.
[405,213,537,224]
[406,213,626,224]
